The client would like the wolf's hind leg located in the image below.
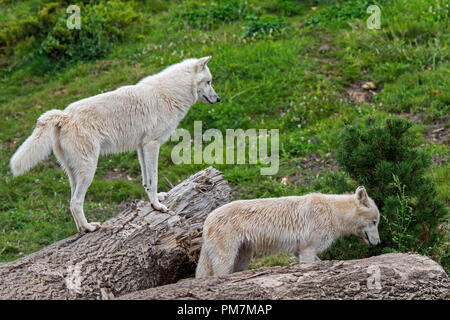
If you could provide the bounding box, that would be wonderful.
[53,127,77,198]
[137,146,147,186]
[54,147,76,198]
[55,155,81,230]
[70,155,101,232]
[53,130,84,231]
[196,248,213,278]
[211,257,235,277]
[209,244,240,277]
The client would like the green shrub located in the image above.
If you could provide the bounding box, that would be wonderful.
[242,16,289,38]
[0,2,59,54]
[276,0,305,16]
[335,117,447,254]
[386,174,416,251]
[303,0,387,27]
[42,0,140,61]
[0,0,141,73]
[178,0,254,30]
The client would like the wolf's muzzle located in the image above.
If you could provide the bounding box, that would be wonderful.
[204,95,220,104]
[365,231,379,246]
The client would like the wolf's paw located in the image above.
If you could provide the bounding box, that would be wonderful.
[157,192,168,201]
[79,222,101,233]
[151,200,168,213]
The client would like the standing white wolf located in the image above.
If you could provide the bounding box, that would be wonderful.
[196,187,381,278]
[10,57,220,232]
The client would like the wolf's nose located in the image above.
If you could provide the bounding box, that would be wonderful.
[216,97,221,102]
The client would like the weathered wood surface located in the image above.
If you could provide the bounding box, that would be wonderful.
[119,253,449,300]
[0,167,232,300]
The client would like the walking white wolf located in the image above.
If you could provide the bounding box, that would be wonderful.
[196,187,381,278]
[10,57,220,232]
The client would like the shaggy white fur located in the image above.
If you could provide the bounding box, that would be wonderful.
[196,187,380,278]
[10,57,220,232]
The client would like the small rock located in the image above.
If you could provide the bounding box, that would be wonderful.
[362,82,376,90]
[432,128,445,134]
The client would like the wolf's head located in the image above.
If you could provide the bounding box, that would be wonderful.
[352,186,381,246]
[194,56,221,105]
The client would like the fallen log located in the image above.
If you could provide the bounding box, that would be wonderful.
[119,253,449,300]
[0,166,232,300]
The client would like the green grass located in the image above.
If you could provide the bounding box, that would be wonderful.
[0,0,448,272]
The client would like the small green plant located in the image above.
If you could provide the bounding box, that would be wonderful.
[276,0,305,16]
[249,253,296,269]
[303,0,388,27]
[242,16,289,38]
[178,0,254,30]
[384,174,415,252]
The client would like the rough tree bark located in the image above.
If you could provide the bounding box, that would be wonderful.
[119,253,449,300]
[0,167,232,300]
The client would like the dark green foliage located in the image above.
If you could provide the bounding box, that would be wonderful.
[335,118,447,253]
[47,1,137,56]
[178,0,254,30]
[275,0,305,16]
[1,0,141,73]
[242,16,289,38]
[304,0,387,27]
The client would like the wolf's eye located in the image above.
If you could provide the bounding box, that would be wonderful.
[373,221,377,225]
[207,81,211,85]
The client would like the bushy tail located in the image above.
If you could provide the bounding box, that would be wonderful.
[10,109,66,176]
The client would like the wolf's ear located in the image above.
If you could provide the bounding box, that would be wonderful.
[196,56,211,71]
[355,186,370,207]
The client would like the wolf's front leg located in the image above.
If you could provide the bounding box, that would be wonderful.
[140,140,168,212]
